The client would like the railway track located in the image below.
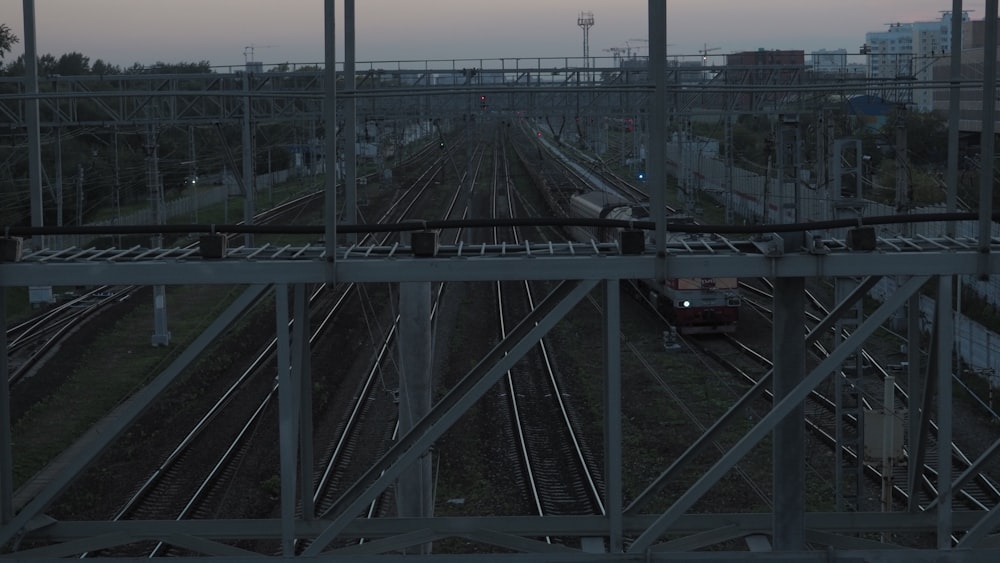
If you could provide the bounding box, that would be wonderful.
[524,123,1000,546]
[494,133,605,526]
[732,282,1000,540]
[14,147,449,556]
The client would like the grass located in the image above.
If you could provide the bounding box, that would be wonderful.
[3,288,31,325]
[6,170,332,486]
[11,284,246,487]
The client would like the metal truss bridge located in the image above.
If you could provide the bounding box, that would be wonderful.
[3,1,1000,561]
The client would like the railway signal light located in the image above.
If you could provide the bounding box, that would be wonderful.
[480,95,487,109]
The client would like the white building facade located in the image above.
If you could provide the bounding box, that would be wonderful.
[864,11,969,112]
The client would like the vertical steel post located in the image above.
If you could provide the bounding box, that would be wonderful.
[906,290,925,512]
[188,126,198,223]
[936,275,955,547]
[724,116,734,224]
[894,106,909,225]
[147,123,170,347]
[777,115,800,222]
[946,0,963,237]
[242,69,255,248]
[55,115,63,227]
[603,279,622,552]
[323,0,338,275]
[0,290,11,525]
[978,0,997,279]
[294,284,315,520]
[23,0,43,245]
[275,285,298,556]
[397,279,433,554]
[648,0,666,261]
[773,272,805,550]
[344,0,358,245]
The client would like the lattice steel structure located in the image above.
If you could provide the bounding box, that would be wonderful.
[3,1,1000,561]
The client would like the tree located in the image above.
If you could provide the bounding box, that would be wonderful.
[91,59,121,76]
[145,60,213,74]
[56,52,90,75]
[0,23,18,61]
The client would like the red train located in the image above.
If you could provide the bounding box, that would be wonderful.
[567,190,740,335]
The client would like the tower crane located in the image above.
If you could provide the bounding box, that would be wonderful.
[604,46,626,66]
[625,38,673,59]
[626,38,648,58]
[243,44,277,64]
[700,43,720,66]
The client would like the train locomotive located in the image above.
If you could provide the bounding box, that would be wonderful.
[567,190,740,335]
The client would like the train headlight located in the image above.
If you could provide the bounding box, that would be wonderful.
[678,300,692,308]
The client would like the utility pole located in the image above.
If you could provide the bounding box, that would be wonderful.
[145,122,170,347]
[242,67,256,247]
[24,0,44,248]
[724,116,734,224]
[112,127,121,241]
[776,114,801,222]
[894,105,910,224]
[188,126,198,223]
[75,163,84,227]
[54,126,63,227]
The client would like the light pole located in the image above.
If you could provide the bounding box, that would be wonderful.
[860,43,873,96]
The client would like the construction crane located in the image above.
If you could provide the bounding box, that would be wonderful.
[604,46,626,66]
[625,38,673,59]
[243,44,277,64]
[626,38,648,58]
[700,43,720,66]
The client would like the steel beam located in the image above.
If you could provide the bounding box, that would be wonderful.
[0,289,10,525]
[323,0,338,278]
[946,0,963,236]
[0,285,269,548]
[772,275,805,550]
[627,275,929,553]
[627,276,879,514]
[275,284,298,556]
[603,279,623,552]
[908,301,938,512]
[2,248,1000,288]
[22,511,1000,542]
[936,275,955,546]
[303,279,597,555]
[22,0,44,239]
[294,284,316,520]
[978,0,998,278]
[396,281,433,538]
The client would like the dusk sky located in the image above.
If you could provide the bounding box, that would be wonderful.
[2,1,988,69]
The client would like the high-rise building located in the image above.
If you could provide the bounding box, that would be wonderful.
[932,17,1000,137]
[864,12,969,111]
[865,22,912,80]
